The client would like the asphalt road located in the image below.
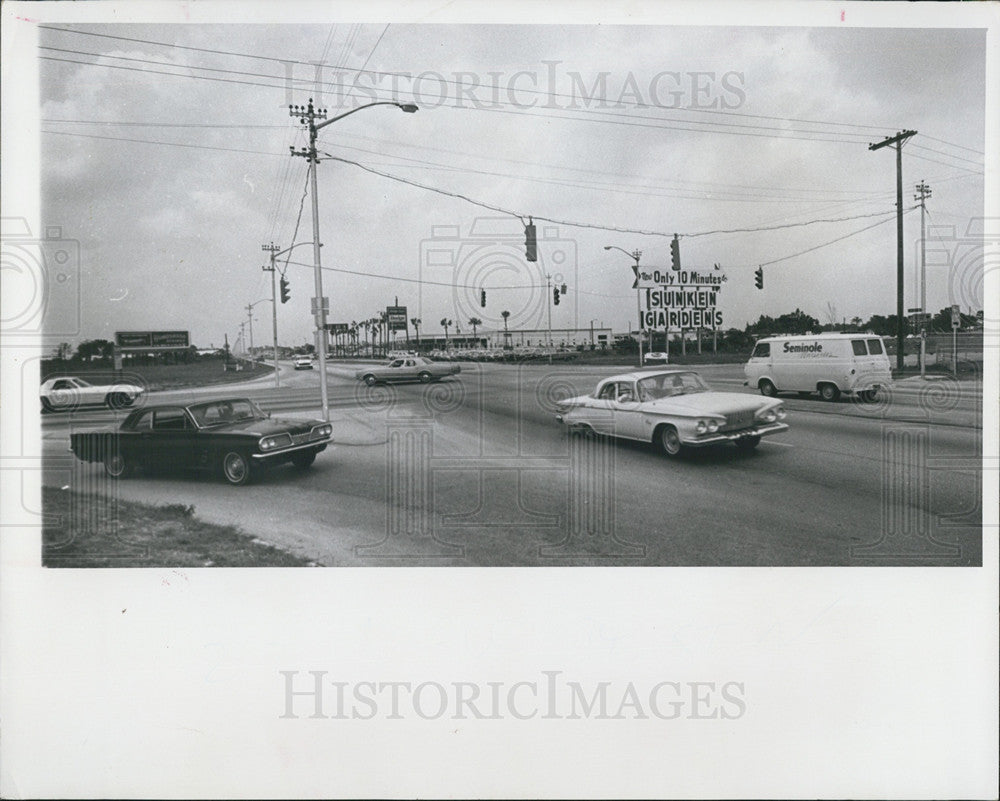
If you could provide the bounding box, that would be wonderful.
[41,360,984,566]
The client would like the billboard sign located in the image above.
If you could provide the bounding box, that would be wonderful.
[325,323,349,334]
[115,330,190,350]
[386,306,407,331]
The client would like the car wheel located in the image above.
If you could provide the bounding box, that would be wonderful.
[818,383,841,402]
[735,435,761,452]
[363,374,378,386]
[291,450,316,469]
[221,450,254,486]
[41,398,54,413]
[106,392,132,410]
[418,371,433,383]
[858,389,877,403]
[104,450,134,478]
[658,425,684,458]
[759,379,778,397]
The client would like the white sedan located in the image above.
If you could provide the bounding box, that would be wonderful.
[555,369,788,456]
[40,376,146,412]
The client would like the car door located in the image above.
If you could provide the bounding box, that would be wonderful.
[150,407,198,468]
[608,381,646,439]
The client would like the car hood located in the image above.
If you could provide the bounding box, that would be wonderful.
[202,417,325,436]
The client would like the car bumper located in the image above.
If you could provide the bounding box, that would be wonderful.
[683,421,788,447]
[252,440,330,460]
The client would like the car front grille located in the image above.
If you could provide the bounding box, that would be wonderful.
[722,410,755,431]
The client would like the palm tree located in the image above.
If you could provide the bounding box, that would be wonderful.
[467,317,482,346]
[440,318,452,349]
[501,310,511,349]
[411,317,421,349]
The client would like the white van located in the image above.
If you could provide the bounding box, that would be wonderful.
[744,333,892,401]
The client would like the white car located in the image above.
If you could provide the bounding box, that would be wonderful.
[555,369,788,457]
[643,351,669,365]
[40,376,146,412]
[293,356,314,370]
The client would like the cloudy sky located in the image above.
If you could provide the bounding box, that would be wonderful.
[22,9,991,349]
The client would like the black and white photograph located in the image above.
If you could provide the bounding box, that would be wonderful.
[2,1,997,798]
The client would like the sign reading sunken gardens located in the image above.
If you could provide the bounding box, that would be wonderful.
[637,269,726,330]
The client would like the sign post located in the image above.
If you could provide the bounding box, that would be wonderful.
[951,304,960,376]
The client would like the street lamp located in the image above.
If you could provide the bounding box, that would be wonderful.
[289,99,418,420]
[605,245,644,367]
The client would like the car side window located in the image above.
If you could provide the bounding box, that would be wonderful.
[751,343,770,358]
[851,340,868,356]
[405,360,415,367]
[866,338,884,355]
[52,379,74,390]
[617,383,636,403]
[153,409,189,431]
[390,360,404,368]
[597,383,616,400]
[131,411,154,431]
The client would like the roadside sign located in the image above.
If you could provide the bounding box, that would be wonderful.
[951,304,961,329]
[386,305,407,331]
[115,330,190,350]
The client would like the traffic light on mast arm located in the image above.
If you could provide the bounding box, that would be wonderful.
[754,267,764,290]
[480,289,487,307]
[553,287,560,306]
[670,234,681,271]
[280,276,291,303]
[525,219,537,262]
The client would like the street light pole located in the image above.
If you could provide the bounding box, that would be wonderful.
[289,98,418,421]
[605,245,643,367]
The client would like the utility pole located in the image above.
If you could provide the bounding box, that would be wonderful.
[287,98,417,422]
[869,129,917,372]
[261,242,281,388]
[245,303,255,366]
[914,181,932,324]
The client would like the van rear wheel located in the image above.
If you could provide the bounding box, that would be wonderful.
[818,383,841,402]
[759,379,777,397]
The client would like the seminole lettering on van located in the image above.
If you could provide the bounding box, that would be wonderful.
[783,342,823,353]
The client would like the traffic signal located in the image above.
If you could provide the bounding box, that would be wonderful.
[670,234,681,271]
[560,284,567,294]
[553,287,560,306]
[280,276,291,303]
[525,220,537,262]
[480,289,486,307]
[754,267,764,290]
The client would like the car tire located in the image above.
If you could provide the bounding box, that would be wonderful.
[857,389,878,403]
[363,374,378,386]
[657,425,684,458]
[418,371,433,383]
[41,398,54,413]
[221,449,254,486]
[818,383,841,402]
[291,450,317,469]
[104,450,134,479]
[735,435,761,452]
[759,379,778,397]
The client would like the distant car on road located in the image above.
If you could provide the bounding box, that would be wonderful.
[40,376,146,412]
[69,397,333,485]
[355,356,461,386]
[293,356,314,370]
[643,351,669,365]
[555,369,788,457]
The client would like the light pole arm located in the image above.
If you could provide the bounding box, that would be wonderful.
[315,101,418,133]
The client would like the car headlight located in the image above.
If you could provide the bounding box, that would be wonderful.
[706,419,719,433]
[260,437,278,450]
[696,420,707,434]
[760,409,777,423]
[776,406,787,420]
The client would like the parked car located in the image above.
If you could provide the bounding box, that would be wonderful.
[40,376,145,412]
[355,356,461,386]
[69,397,333,485]
[744,333,892,401]
[293,356,314,370]
[555,369,788,456]
[643,351,669,365]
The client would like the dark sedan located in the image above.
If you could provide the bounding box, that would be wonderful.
[70,398,333,485]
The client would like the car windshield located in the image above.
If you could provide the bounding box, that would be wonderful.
[636,372,710,401]
[186,399,266,427]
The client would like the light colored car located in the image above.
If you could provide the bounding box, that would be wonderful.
[40,376,145,412]
[555,369,788,456]
[643,351,669,364]
[355,356,461,386]
[293,356,314,370]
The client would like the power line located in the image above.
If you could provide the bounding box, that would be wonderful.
[325,154,901,239]
[39,25,898,135]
